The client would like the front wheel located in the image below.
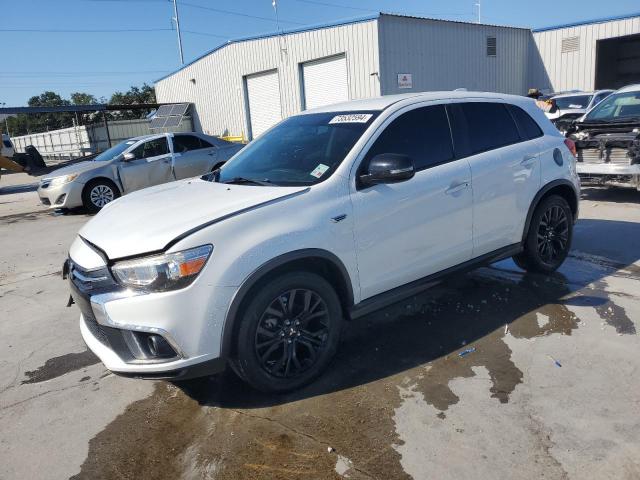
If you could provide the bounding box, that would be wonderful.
[82,179,120,213]
[230,271,343,393]
[513,195,573,273]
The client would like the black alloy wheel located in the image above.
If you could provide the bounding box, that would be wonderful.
[254,288,330,378]
[231,271,342,393]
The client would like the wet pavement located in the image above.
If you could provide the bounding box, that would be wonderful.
[1,180,639,479]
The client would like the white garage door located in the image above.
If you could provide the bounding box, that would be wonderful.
[302,55,349,110]
[245,70,282,139]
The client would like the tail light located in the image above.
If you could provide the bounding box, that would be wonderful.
[564,138,577,157]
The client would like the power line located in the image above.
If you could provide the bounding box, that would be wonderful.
[178,1,305,25]
[0,28,173,33]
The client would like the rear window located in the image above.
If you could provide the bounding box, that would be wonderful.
[450,102,521,155]
[364,105,454,171]
[507,105,543,140]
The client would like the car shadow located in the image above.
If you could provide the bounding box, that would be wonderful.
[174,217,640,408]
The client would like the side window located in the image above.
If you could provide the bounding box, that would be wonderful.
[173,134,204,153]
[507,105,543,140]
[453,102,521,155]
[364,105,454,171]
[132,137,169,159]
[200,138,214,148]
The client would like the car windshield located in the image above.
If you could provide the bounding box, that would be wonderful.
[94,140,137,161]
[554,95,592,110]
[216,111,379,186]
[584,90,640,122]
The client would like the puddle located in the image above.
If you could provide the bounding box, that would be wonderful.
[71,265,595,479]
[22,350,99,384]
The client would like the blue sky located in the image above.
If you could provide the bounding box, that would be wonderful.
[1,0,638,106]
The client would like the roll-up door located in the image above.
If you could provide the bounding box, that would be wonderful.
[302,55,349,110]
[245,70,282,139]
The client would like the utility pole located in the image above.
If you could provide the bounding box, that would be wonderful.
[172,0,184,65]
[475,0,481,23]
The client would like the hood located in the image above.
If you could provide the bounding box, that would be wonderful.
[79,178,308,259]
[43,160,107,180]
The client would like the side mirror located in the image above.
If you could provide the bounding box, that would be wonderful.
[359,153,415,187]
[122,152,136,162]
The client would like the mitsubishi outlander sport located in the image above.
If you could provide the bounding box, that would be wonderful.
[67,92,580,392]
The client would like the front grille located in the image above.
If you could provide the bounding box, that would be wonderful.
[577,148,630,165]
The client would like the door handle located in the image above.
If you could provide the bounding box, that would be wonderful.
[445,181,469,195]
[521,154,537,166]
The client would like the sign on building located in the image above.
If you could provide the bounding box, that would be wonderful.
[397,73,413,89]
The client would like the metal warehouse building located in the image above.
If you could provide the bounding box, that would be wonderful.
[531,12,640,92]
[155,11,640,140]
[155,13,531,140]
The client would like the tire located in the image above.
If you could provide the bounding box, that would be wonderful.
[82,179,120,213]
[230,271,343,393]
[514,195,573,273]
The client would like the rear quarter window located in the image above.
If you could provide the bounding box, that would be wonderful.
[507,105,543,140]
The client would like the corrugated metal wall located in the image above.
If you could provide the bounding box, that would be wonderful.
[531,16,640,92]
[378,16,531,95]
[155,20,381,138]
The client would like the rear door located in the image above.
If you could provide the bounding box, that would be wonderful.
[172,134,216,179]
[448,101,541,257]
[351,103,474,300]
[118,137,173,193]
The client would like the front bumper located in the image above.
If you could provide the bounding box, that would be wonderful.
[69,256,236,379]
[37,180,84,209]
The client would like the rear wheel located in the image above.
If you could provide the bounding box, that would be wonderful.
[82,179,120,213]
[514,195,573,273]
[230,271,343,393]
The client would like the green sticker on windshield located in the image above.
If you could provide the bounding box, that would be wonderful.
[310,164,330,178]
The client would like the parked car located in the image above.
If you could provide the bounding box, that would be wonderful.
[1,134,15,158]
[37,132,244,212]
[543,90,614,134]
[66,91,579,392]
[567,84,640,190]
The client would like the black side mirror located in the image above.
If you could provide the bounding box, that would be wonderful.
[359,153,415,187]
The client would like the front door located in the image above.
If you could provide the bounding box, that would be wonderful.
[350,103,474,300]
[118,137,173,193]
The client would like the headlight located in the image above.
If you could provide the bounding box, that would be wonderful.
[111,245,213,291]
[49,174,79,187]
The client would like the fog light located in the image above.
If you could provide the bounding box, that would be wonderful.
[55,194,67,205]
[147,334,175,358]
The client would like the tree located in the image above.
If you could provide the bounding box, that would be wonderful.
[5,84,157,136]
[71,92,98,105]
[109,84,156,120]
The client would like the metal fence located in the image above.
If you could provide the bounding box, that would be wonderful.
[11,117,194,162]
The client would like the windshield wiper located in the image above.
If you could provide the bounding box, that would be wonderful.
[222,176,273,186]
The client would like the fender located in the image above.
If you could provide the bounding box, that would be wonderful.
[522,179,579,243]
[220,248,354,358]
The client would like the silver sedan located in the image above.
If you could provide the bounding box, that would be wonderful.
[37,132,244,212]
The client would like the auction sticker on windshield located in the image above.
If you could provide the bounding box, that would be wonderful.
[329,114,373,124]
[310,164,330,178]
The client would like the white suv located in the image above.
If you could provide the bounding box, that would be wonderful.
[67,92,579,392]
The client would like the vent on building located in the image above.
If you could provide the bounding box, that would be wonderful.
[486,36,497,56]
[561,36,580,53]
